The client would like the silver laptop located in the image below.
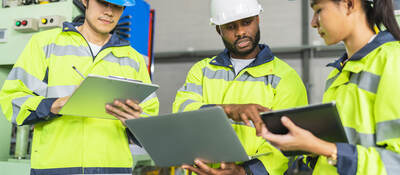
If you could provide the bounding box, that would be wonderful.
[59,74,159,119]
[125,107,256,167]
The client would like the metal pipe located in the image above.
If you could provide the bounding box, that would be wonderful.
[14,125,30,159]
[154,45,345,60]
[301,0,312,100]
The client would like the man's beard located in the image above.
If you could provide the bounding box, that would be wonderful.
[222,29,260,57]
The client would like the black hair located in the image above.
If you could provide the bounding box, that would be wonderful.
[312,0,400,40]
[73,0,86,23]
[363,0,400,40]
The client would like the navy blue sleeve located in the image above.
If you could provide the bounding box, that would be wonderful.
[242,159,269,175]
[336,143,358,175]
[22,98,60,125]
[125,128,142,147]
[200,104,217,109]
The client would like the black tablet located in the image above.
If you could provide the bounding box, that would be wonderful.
[260,102,348,156]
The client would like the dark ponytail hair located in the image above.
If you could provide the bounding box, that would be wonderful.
[363,0,400,40]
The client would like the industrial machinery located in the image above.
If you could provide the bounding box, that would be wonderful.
[0,1,80,174]
[0,0,156,174]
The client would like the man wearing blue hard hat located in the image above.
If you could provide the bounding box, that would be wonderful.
[0,0,159,174]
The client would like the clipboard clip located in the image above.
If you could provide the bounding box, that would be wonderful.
[108,75,142,83]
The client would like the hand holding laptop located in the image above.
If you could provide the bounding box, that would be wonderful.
[182,159,246,175]
[125,107,256,167]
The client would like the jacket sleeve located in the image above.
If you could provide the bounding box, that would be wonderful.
[172,61,206,113]
[134,53,159,117]
[0,34,58,125]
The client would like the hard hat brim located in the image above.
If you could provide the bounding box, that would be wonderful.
[210,9,262,26]
[104,0,135,7]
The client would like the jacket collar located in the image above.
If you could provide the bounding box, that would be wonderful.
[210,44,275,68]
[327,31,397,71]
[62,22,130,48]
[326,55,346,71]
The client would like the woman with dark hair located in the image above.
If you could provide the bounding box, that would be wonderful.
[263,0,400,174]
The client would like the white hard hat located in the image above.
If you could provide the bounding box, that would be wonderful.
[210,0,263,25]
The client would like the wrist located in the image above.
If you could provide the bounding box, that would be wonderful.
[320,141,337,158]
[305,137,336,157]
[326,143,338,166]
[312,139,337,165]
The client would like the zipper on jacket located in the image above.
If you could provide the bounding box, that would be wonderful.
[73,29,107,61]
[78,34,96,61]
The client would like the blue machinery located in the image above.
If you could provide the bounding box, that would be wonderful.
[0,0,155,174]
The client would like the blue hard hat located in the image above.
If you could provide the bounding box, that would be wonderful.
[104,0,135,7]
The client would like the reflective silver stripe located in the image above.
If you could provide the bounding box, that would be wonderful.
[237,74,281,88]
[228,118,255,128]
[11,95,33,124]
[202,67,235,81]
[12,105,20,125]
[141,92,157,104]
[102,53,140,72]
[178,83,203,96]
[349,71,380,93]
[7,67,47,96]
[47,85,77,98]
[376,147,400,175]
[141,112,151,117]
[178,99,197,112]
[203,67,281,88]
[376,119,400,142]
[31,167,132,175]
[266,75,281,88]
[344,127,376,147]
[325,73,340,91]
[43,43,91,59]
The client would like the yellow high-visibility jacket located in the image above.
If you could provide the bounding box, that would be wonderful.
[0,22,159,174]
[312,31,400,175]
[173,44,308,174]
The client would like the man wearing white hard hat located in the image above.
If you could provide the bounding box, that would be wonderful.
[173,0,308,174]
